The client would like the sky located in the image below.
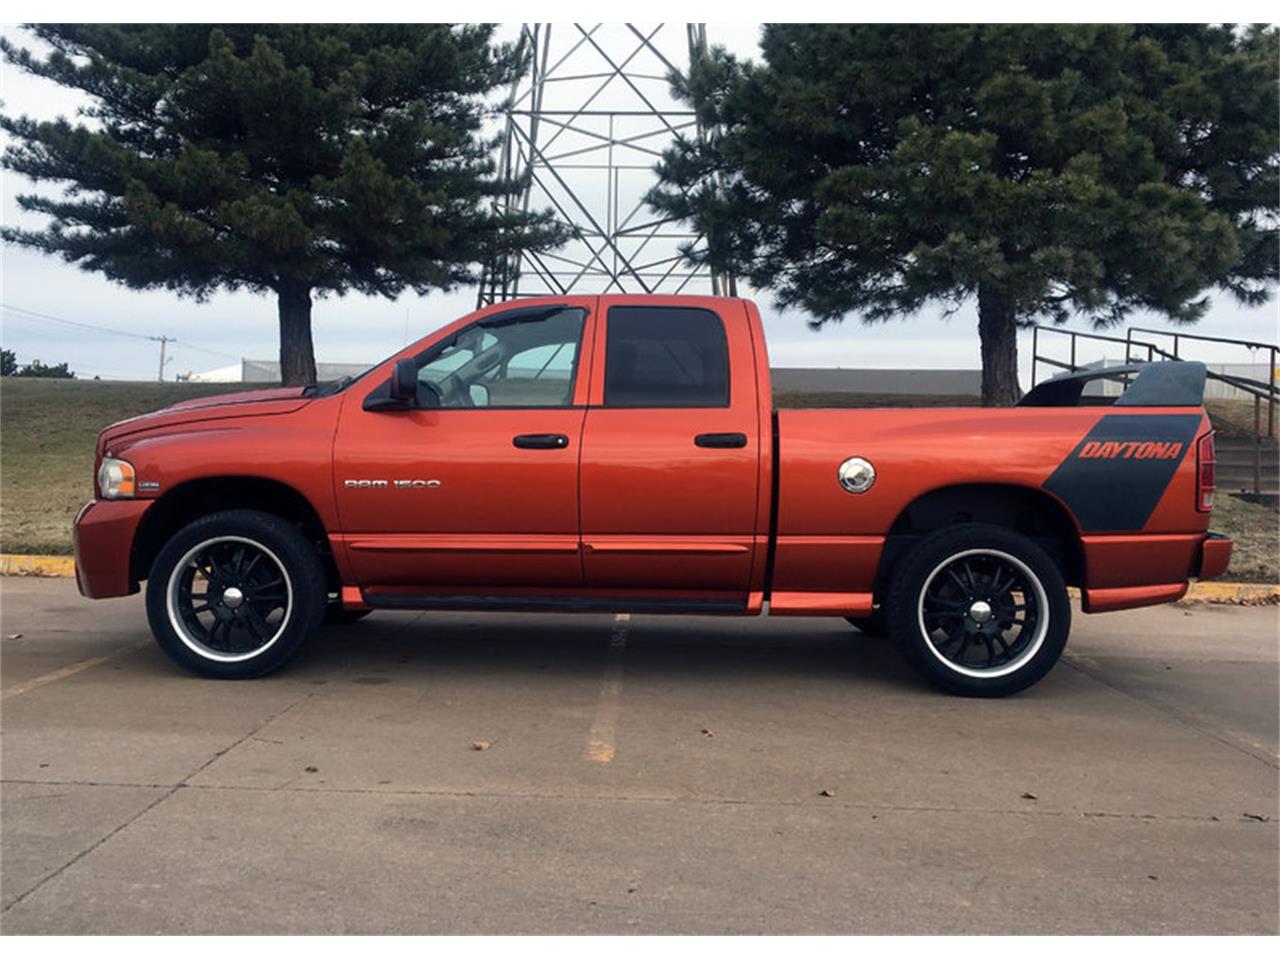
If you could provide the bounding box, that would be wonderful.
[1,22,1276,384]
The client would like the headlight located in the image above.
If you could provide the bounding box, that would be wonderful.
[97,457,136,499]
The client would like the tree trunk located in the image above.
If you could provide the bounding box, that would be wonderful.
[276,283,317,386]
[976,284,1022,407]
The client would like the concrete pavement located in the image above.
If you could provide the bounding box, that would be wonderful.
[1,576,1276,933]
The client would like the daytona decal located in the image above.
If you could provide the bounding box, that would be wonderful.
[1077,440,1184,460]
[1042,414,1201,532]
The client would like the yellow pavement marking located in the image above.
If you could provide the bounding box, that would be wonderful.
[585,613,630,764]
[1,554,77,577]
[1179,582,1280,604]
[1,641,151,699]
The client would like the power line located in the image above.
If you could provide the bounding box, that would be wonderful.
[1,301,243,364]
[2,303,155,341]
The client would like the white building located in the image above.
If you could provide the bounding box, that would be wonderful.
[185,359,372,383]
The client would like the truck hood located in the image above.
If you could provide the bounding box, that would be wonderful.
[100,387,312,447]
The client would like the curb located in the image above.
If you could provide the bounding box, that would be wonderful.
[2,553,1276,604]
[1,554,77,578]
[1177,582,1280,605]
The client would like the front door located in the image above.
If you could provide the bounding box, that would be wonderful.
[333,299,595,592]
[578,298,762,598]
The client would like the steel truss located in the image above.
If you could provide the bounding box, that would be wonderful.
[477,23,734,306]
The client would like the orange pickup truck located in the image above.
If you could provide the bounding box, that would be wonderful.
[75,295,1231,695]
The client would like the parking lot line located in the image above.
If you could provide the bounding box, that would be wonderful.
[584,613,630,763]
[1,641,150,700]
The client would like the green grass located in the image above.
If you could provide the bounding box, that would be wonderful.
[1,377,266,555]
[2,377,1275,581]
[1204,398,1280,442]
[1208,493,1279,584]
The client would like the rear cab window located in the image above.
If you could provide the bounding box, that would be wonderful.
[603,306,730,408]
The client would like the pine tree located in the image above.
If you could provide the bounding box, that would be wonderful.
[2,25,564,385]
[651,24,1279,405]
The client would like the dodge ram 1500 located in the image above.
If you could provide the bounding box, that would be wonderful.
[74,295,1232,695]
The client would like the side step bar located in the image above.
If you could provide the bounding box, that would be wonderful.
[362,593,748,615]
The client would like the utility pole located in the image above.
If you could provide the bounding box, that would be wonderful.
[150,335,170,382]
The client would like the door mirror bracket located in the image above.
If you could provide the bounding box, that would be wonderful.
[390,358,418,404]
[363,359,438,412]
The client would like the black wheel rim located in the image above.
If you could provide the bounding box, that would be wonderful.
[165,536,293,662]
[916,548,1048,678]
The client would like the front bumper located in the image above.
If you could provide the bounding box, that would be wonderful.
[73,499,152,599]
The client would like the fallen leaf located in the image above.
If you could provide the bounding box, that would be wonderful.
[700,728,715,738]
[1147,875,1158,881]
[7,633,22,640]
[818,788,836,798]
[1020,791,1039,800]
[472,740,492,751]
[304,765,319,773]
[1242,812,1271,822]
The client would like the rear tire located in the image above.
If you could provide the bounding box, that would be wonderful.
[323,603,372,626]
[145,509,326,679]
[884,523,1070,697]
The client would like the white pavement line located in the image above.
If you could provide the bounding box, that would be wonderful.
[1,641,151,700]
[584,613,630,763]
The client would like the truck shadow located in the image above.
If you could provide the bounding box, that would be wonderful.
[297,611,922,693]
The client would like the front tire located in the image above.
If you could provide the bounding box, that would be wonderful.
[846,609,887,637]
[145,509,326,678]
[884,523,1070,697]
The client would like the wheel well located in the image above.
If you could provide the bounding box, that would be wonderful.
[877,484,1082,594]
[131,477,337,589]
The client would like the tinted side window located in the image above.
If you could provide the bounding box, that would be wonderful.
[603,307,729,408]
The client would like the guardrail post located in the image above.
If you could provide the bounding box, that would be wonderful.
[1255,395,1263,495]
[1269,347,1276,439]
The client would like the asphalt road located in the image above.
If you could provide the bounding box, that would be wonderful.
[1,576,1276,934]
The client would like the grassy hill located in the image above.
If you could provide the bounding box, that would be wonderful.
[1,378,263,555]
[1,376,1274,581]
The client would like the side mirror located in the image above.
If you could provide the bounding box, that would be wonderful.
[390,359,418,404]
[468,384,490,407]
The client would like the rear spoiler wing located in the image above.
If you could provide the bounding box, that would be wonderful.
[1019,361,1206,408]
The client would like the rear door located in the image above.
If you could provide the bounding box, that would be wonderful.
[578,298,762,598]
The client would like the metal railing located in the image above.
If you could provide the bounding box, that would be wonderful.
[1031,324,1279,495]
[1125,327,1277,440]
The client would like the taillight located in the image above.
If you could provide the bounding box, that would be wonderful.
[1196,432,1216,512]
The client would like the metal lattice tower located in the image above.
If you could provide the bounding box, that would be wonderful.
[477,23,735,307]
